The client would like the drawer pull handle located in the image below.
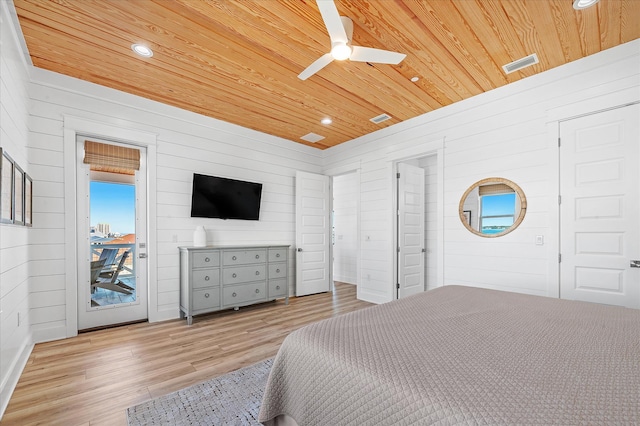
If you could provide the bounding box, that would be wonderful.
[205,257,210,262]
[205,276,210,281]
[276,285,280,290]
[232,292,237,297]
[255,289,260,294]
[276,253,280,258]
[255,271,260,276]
[204,293,210,298]
[232,273,237,278]
[232,256,237,261]
[255,254,260,259]
[276,269,280,273]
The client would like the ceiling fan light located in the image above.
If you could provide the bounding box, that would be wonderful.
[331,43,352,61]
[572,0,599,9]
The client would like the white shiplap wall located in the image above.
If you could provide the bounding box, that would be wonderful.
[0,1,33,416]
[26,65,321,341]
[332,172,358,284]
[323,40,640,304]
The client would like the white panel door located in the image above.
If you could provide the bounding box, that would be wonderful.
[397,163,425,299]
[296,171,331,296]
[560,104,639,308]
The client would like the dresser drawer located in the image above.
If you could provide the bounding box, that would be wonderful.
[192,269,220,289]
[223,282,266,306]
[223,265,266,284]
[268,262,287,279]
[192,251,220,268]
[269,279,287,297]
[268,248,287,262]
[193,288,220,311]
[223,249,267,266]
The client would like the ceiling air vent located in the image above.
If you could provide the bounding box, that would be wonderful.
[300,132,325,143]
[502,53,539,74]
[370,113,392,124]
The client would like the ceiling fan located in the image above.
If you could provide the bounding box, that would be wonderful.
[298,0,407,80]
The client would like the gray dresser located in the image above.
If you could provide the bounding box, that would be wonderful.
[179,245,289,325]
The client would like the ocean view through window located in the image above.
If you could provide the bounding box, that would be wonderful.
[480,193,516,234]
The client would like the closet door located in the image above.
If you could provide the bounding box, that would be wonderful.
[295,171,331,296]
[559,104,639,308]
[397,163,425,299]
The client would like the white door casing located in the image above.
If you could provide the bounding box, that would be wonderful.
[559,103,640,308]
[397,163,425,299]
[295,171,331,296]
[77,138,149,329]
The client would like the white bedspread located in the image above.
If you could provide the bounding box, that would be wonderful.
[259,285,640,425]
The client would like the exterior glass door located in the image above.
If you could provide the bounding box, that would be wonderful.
[77,137,148,329]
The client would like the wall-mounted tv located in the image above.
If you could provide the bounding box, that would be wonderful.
[190,173,262,220]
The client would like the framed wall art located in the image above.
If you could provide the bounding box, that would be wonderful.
[25,173,33,227]
[14,163,24,225]
[1,148,14,224]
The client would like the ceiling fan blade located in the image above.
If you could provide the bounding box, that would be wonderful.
[350,46,406,64]
[316,0,348,44]
[298,53,334,80]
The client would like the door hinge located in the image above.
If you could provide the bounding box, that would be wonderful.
[396,172,400,179]
[558,137,561,147]
[558,253,562,263]
[397,246,400,253]
[558,195,561,205]
[396,283,400,289]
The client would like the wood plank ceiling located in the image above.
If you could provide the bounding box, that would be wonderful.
[13,0,639,149]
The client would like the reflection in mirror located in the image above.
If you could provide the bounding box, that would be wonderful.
[459,178,526,238]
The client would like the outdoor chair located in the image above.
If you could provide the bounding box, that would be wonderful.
[93,250,133,295]
[97,247,119,275]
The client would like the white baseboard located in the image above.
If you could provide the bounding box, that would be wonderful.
[152,308,181,323]
[0,339,33,420]
[32,324,69,344]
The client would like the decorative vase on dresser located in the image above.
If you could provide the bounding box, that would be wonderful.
[193,225,207,247]
[179,245,289,325]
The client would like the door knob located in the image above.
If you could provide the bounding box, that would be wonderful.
[631,260,640,268]
[297,248,303,252]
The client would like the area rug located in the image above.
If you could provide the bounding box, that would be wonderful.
[127,358,273,425]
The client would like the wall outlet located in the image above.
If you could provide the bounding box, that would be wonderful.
[535,235,544,245]
[172,234,178,243]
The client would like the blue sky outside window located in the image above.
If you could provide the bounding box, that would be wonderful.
[91,181,135,234]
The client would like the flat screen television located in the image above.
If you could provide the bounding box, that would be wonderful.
[190,173,262,220]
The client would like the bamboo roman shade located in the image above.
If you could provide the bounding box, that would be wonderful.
[478,183,514,196]
[83,141,140,175]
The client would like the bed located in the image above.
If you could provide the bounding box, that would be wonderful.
[258,285,640,425]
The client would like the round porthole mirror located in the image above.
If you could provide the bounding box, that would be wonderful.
[459,177,527,238]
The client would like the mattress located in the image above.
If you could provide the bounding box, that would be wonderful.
[258,285,640,425]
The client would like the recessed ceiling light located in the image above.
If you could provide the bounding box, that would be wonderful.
[573,0,599,9]
[131,44,153,58]
[410,76,419,82]
[321,118,332,125]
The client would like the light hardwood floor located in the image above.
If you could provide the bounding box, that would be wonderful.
[2,282,372,425]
